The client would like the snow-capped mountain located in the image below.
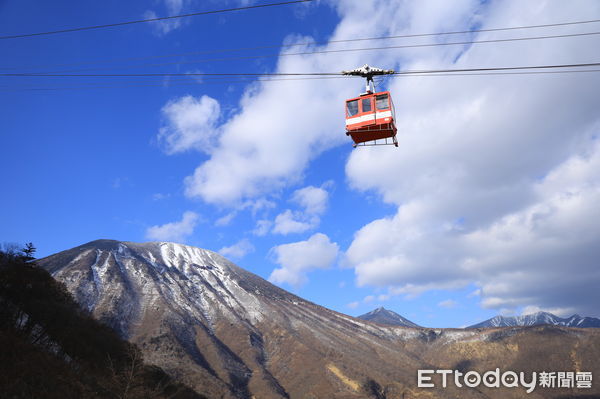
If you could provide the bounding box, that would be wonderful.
[358,307,420,328]
[468,311,600,328]
[37,240,600,399]
[38,239,427,398]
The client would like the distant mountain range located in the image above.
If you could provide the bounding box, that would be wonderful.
[357,307,420,328]
[468,311,600,328]
[357,308,600,329]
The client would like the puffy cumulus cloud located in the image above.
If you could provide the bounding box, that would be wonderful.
[291,183,331,215]
[218,238,255,259]
[462,152,600,315]
[182,75,345,204]
[271,183,332,234]
[146,211,199,243]
[269,233,339,287]
[344,0,600,316]
[272,209,318,235]
[157,95,221,154]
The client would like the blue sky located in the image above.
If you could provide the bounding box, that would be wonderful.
[2,0,600,328]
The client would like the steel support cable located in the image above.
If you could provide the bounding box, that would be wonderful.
[390,62,600,76]
[3,69,600,92]
[0,76,350,91]
[2,18,600,71]
[3,62,600,78]
[0,0,315,40]
[19,30,600,75]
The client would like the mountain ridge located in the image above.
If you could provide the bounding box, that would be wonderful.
[468,310,600,329]
[36,239,600,399]
[37,239,426,398]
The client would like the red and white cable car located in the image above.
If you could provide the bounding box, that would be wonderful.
[343,65,398,147]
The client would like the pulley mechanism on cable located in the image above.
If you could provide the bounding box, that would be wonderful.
[342,64,398,147]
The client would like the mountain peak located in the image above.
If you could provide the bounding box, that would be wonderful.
[358,307,420,328]
[366,306,387,314]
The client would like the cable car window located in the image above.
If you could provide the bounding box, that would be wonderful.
[361,98,372,113]
[347,100,359,117]
[376,94,389,110]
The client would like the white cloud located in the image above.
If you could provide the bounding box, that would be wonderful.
[146,211,199,243]
[291,184,331,215]
[271,184,332,235]
[438,299,457,309]
[272,209,318,235]
[347,301,360,309]
[218,238,255,259]
[157,95,221,154]
[342,0,600,317]
[269,233,339,287]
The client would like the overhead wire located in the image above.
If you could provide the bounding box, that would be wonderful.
[0,76,349,92]
[390,62,600,76]
[0,0,315,40]
[2,13,599,91]
[6,30,599,75]
[3,67,600,92]
[3,62,600,78]
[3,18,600,72]
[3,68,600,92]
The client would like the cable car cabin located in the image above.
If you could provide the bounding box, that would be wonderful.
[345,91,398,147]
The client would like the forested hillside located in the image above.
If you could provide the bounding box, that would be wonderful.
[0,244,204,399]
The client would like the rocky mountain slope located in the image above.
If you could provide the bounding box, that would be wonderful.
[358,307,420,328]
[469,311,600,328]
[37,240,600,399]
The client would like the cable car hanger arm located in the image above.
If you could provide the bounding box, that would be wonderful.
[342,64,394,94]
